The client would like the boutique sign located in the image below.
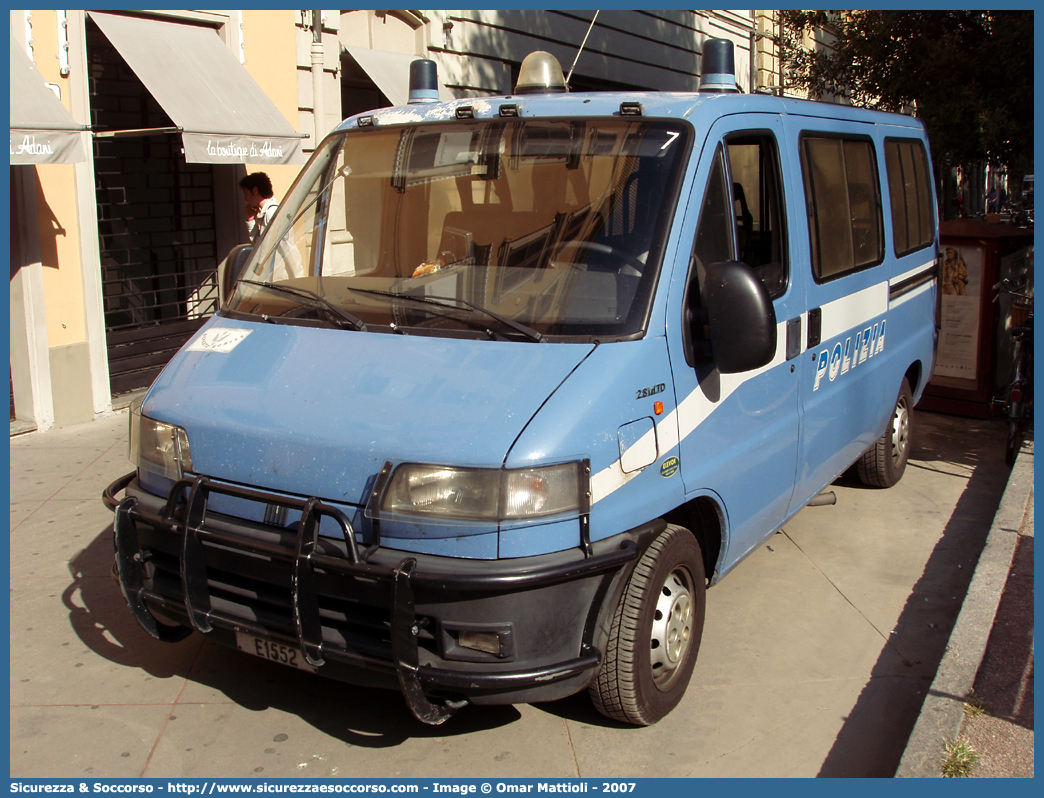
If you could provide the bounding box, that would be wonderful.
[9,130,85,165]
[11,134,54,157]
[205,139,285,160]
[10,37,88,165]
[183,133,301,165]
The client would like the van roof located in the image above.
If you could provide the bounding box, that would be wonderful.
[336,90,927,135]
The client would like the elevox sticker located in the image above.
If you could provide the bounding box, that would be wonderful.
[187,329,252,353]
[659,456,680,478]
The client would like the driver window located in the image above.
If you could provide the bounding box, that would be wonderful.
[688,135,788,301]
[683,146,734,365]
[690,147,734,290]
[725,133,788,298]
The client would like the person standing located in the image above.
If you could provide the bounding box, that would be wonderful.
[987,186,999,213]
[239,172,278,244]
[240,171,302,280]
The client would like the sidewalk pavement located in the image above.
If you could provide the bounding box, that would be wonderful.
[896,432,1034,778]
[8,408,1027,777]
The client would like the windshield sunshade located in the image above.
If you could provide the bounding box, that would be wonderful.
[230,118,690,340]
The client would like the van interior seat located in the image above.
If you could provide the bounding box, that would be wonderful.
[441,210,559,264]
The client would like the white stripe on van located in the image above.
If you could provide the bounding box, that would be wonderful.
[819,282,889,343]
[888,258,937,308]
[892,259,936,286]
[889,280,935,308]
[591,278,896,506]
[591,318,790,504]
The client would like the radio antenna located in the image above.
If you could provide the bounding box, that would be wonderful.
[565,10,600,87]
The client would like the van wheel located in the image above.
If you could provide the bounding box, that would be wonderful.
[589,524,706,725]
[857,378,912,488]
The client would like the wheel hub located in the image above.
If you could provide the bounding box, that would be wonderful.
[650,568,694,688]
[891,397,909,465]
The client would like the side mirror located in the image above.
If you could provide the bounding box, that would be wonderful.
[218,244,253,308]
[704,260,777,374]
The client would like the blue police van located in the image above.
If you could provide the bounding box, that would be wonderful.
[106,41,938,726]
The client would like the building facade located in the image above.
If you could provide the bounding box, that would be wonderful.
[10,9,782,433]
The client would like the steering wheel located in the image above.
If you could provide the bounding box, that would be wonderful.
[551,241,647,278]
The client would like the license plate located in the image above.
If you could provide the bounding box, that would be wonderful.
[236,632,318,673]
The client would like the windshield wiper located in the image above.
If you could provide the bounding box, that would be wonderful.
[239,279,368,331]
[338,286,546,343]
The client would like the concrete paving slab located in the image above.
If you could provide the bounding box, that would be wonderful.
[11,412,130,509]
[10,500,44,531]
[695,536,891,686]
[10,499,114,579]
[683,683,865,778]
[143,699,576,778]
[815,674,939,777]
[11,457,99,504]
[52,460,135,504]
[565,677,868,777]
[10,577,204,706]
[782,457,1007,642]
[164,641,578,778]
[9,410,128,450]
[10,704,173,778]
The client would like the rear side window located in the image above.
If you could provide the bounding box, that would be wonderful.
[801,136,883,281]
[885,138,934,256]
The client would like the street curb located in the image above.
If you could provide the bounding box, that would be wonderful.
[895,438,1034,777]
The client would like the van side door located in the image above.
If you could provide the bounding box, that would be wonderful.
[666,114,804,574]
[786,123,895,510]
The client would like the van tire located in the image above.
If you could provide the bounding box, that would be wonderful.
[857,377,912,488]
[589,524,706,725]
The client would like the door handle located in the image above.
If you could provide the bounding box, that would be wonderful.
[786,317,801,360]
[807,308,822,348]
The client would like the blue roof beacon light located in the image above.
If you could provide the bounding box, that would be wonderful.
[514,51,569,94]
[699,38,740,93]
[408,58,439,104]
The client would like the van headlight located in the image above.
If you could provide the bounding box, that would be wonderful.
[129,396,193,480]
[367,461,586,524]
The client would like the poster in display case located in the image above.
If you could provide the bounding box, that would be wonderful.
[934,243,984,389]
[921,220,1033,417]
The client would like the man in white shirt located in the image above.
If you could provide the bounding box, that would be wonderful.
[239,172,278,244]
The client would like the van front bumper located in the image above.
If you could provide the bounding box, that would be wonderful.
[105,472,649,724]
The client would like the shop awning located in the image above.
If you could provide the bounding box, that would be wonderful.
[342,46,451,107]
[10,37,88,165]
[89,12,304,165]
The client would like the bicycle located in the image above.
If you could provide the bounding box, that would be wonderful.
[994,278,1034,465]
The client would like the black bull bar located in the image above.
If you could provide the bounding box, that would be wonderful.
[105,472,642,724]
